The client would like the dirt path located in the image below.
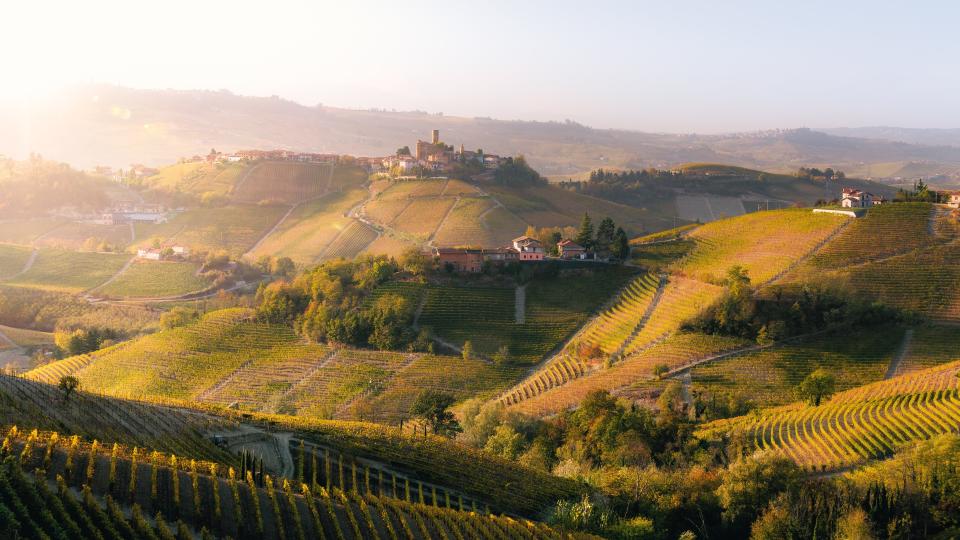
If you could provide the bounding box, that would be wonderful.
[86,255,137,294]
[128,222,136,243]
[231,163,261,193]
[276,349,338,404]
[5,249,38,280]
[885,328,914,379]
[760,217,854,289]
[614,274,669,358]
[514,285,526,324]
[0,327,16,349]
[196,357,259,402]
[244,202,298,258]
[427,196,461,246]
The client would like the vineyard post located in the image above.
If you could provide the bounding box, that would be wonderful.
[129,446,139,504]
[310,451,318,490]
[324,449,331,491]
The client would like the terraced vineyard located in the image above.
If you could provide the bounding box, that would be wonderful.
[391,198,458,239]
[97,260,212,298]
[3,249,130,293]
[35,309,297,400]
[575,273,663,356]
[0,424,582,539]
[506,332,749,415]
[689,325,905,407]
[232,161,333,204]
[431,197,499,246]
[805,202,935,269]
[827,243,960,321]
[247,188,369,264]
[498,274,725,412]
[0,374,232,462]
[357,355,523,423]
[697,359,960,471]
[262,416,584,518]
[620,276,724,356]
[322,220,378,261]
[672,208,850,284]
[165,204,290,256]
[282,349,414,419]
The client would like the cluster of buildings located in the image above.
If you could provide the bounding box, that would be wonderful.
[433,235,587,272]
[840,187,887,208]
[92,203,169,225]
[382,130,506,175]
[136,245,190,261]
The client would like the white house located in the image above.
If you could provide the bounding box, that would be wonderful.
[947,192,960,209]
[136,248,162,261]
[841,188,876,208]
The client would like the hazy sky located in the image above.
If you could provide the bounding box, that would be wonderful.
[5,0,959,133]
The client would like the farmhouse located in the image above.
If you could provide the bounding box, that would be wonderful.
[557,239,586,260]
[841,187,879,208]
[513,236,545,261]
[434,248,485,273]
[946,192,960,209]
[136,248,162,261]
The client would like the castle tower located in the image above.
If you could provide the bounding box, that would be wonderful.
[459,143,465,154]
[431,129,440,145]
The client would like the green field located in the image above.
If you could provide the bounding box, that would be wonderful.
[97,260,212,298]
[3,249,130,292]
[0,244,32,278]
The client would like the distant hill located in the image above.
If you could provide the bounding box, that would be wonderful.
[5,85,960,179]
[819,126,960,148]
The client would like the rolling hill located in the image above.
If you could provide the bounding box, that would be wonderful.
[6,85,960,180]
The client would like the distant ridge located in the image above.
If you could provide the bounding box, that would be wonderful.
[4,85,960,179]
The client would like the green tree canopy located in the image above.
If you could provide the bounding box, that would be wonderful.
[797,368,835,406]
[410,390,462,436]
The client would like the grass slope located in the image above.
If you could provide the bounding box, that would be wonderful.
[97,260,211,298]
[3,249,130,293]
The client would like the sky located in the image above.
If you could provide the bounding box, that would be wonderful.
[4,0,959,133]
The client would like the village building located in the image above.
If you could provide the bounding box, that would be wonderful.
[136,245,189,261]
[433,248,485,273]
[946,192,960,209]
[136,248,162,261]
[557,239,587,260]
[841,187,877,208]
[512,236,545,261]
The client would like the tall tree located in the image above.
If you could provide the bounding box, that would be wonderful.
[410,390,462,436]
[595,217,616,253]
[612,227,630,260]
[576,213,594,249]
[797,368,835,406]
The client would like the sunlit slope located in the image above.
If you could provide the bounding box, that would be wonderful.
[27,307,516,422]
[697,357,960,471]
[497,209,854,415]
[776,203,960,321]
